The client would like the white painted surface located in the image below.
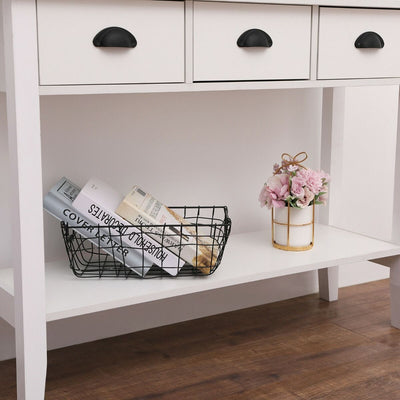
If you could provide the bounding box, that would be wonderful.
[1,225,399,323]
[37,0,184,85]
[321,86,396,303]
[199,0,400,8]
[0,281,13,325]
[370,256,400,328]
[317,88,340,302]
[0,2,5,92]
[185,0,194,83]
[393,98,400,244]
[319,88,335,226]
[318,8,400,80]
[318,266,338,301]
[328,86,399,242]
[3,0,47,398]
[193,2,311,81]
[390,259,400,328]
[0,94,11,268]
[39,89,322,261]
[38,77,400,96]
[309,5,319,81]
[0,319,15,361]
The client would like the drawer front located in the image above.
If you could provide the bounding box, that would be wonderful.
[37,0,184,85]
[318,8,400,79]
[193,2,311,82]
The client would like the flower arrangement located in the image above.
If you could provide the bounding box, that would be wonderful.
[259,152,330,209]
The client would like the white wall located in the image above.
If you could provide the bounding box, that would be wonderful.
[0,93,11,267]
[0,3,5,93]
[39,89,324,262]
[328,86,399,242]
[0,88,391,361]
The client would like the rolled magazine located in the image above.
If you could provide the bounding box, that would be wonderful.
[72,178,184,276]
[43,177,156,276]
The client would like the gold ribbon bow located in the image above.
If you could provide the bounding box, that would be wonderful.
[274,152,308,175]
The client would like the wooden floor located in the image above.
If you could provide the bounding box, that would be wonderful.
[2,279,400,399]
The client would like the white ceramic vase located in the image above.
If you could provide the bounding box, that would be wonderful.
[272,205,314,250]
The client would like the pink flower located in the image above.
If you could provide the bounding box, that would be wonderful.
[261,174,290,209]
[259,158,330,210]
[320,170,330,185]
[258,184,269,208]
[296,187,315,208]
[273,163,280,174]
[318,188,329,205]
[297,169,324,195]
[290,176,305,198]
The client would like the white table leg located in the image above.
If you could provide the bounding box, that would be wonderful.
[3,0,47,398]
[318,266,339,302]
[318,89,340,303]
[372,256,400,329]
[390,263,400,329]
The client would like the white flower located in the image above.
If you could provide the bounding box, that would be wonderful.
[287,164,299,173]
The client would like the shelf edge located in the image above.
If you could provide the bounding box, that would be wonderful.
[46,247,400,322]
[39,78,400,96]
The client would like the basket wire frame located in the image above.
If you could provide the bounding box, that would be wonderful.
[61,205,231,278]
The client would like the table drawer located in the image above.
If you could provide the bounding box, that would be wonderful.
[193,2,311,82]
[37,0,184,85]
[318,7,400,80]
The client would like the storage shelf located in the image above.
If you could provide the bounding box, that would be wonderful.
[1,224,399,326]
[38,78,400,96]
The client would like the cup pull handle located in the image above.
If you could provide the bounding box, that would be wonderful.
[237,29,273,48]
[93,27,137,48]
[355,31,384,49]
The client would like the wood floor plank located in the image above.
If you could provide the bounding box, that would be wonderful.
[286,346,400,400]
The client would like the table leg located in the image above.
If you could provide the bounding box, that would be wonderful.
[390,262,400,329]
[318,266,339,302]
[3,0,47,398]
[372,256,400,329]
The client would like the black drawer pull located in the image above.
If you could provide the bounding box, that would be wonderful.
[237,29,272,48]
[355,31,384,49]
[93,27,137,48]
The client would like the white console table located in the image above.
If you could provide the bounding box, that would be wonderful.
[1,0,400,399]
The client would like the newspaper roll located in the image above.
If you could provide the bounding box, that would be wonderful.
[116,186,218,274]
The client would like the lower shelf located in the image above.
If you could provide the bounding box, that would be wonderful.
[1,224,400,326]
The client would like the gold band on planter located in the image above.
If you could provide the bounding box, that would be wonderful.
[271,202,315,251]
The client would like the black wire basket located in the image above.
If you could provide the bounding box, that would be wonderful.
[61,206,231,278]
